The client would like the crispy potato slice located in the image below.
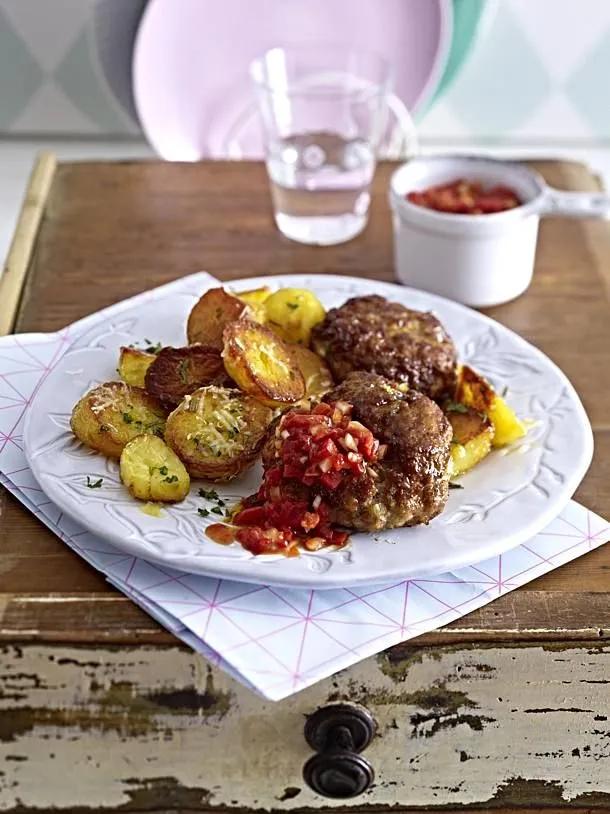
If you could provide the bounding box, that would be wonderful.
[145,345,229,406]
[455,365,495,414]
[488,395,527,447]
[120,434,190,502]
[165,386,273,481]
[446,404,495,477]
[450,433,494,478]
[263,288,326,345]
[222,319,305,406]
[71,382,166,459]
[456,365,526,448]
[286,344,333,400]
[187,288,249,349]
[118,347,156,387]
[447,404,492,446]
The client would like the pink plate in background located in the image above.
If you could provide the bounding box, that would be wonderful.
[133,0,452,160]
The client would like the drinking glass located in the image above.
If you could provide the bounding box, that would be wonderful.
[251,46,393,245]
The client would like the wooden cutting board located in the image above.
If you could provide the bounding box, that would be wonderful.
[0,157,609,812]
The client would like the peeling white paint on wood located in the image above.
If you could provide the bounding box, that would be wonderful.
[1,643,609,810]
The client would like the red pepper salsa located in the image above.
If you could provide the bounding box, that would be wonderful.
[231,401,384,556]
[407,179,520,215]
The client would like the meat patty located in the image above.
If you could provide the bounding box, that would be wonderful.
[262,373,452,531]
[311,295,457,401]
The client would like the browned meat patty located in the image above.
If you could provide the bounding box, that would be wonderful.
[311,295,457,401]
[262,373,452,531]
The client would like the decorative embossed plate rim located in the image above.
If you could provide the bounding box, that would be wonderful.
[24,273,593,589]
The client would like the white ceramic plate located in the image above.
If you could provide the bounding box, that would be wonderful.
[24,274,593,589]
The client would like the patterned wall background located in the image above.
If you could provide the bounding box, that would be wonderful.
[1,0,609,143]
[420,0,610,143]
[0,0,141,134]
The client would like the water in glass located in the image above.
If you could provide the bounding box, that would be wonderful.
[266,131,376,245]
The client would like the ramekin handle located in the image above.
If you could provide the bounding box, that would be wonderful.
[539,187,610,219]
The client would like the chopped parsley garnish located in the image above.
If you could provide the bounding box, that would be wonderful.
[177,358,190,384]
[163,474,179,483]
[449,482,464,490]
[129,339,163,354]
[445,401,469,414]
[199,488,219,500]
[198,487,229,515]
[158,466,168,476]
[501,385,509,398]
[122,411,163,436]
[286,302,299,310]
[86,476,103,489]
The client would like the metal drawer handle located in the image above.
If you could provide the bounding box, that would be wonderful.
[302,703,376,799]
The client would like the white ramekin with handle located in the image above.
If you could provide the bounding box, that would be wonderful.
[389,155,610,307]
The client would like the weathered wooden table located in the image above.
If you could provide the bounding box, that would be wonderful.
[1,159,609,812]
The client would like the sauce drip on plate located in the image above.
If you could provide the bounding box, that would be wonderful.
[205,523,235,545]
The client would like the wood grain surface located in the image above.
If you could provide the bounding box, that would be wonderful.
[1,159,609,644]
[0,152,56,335]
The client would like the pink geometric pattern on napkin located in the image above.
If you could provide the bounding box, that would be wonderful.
[1,274,608,701]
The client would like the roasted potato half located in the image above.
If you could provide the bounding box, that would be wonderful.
[118,347,156,387]
[446,404,495,477]
[145,345,229,406]
[235,286,271,317]
[263,287,326,345]
[187,288,250,349]
[120,434,190,502]
[165,385,273,481]
[286,344,333,400]
[71,382,167,459]
[222,319,305,406]
[456,365,526,448]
